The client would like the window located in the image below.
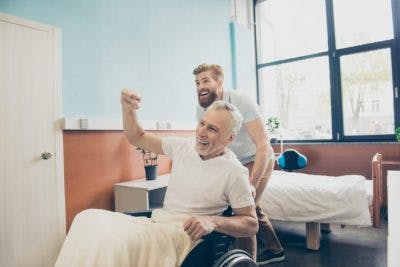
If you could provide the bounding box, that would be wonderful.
[259,57,332,140]
[340,49,394,136]
[255,0,399,141]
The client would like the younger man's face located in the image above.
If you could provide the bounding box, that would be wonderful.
[195,71,222,108]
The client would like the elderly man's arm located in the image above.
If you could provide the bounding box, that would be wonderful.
[183,205,258,242]
[121,89,164,154]
[245,117,273,188]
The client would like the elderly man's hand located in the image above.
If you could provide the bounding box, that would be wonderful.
[183,216,216,242]
[121,89,141,110]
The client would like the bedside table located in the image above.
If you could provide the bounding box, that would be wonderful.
[114,174,170,212]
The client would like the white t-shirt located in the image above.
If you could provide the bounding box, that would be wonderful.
[197,90,263,164]
[162,136,254,216]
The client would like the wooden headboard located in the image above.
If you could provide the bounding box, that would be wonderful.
[372,153,383,228]
[371,153,400,227]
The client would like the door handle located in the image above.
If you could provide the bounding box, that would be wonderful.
[41,152,53,160]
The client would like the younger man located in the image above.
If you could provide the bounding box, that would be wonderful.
[193,63,284,265]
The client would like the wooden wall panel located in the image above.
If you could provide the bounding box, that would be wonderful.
[63,129,400,230]
[63,130,192,230]
[273,143,400,178]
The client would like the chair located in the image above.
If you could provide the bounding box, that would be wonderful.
[124,209,257,267]
[277,149,307,171]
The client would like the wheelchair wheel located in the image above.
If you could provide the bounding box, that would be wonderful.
[212,249,257,267]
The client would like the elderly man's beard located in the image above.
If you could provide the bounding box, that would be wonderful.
[198,90,218,108]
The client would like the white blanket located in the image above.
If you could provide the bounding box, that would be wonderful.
[55,209,194,267]
[260,171,372,226]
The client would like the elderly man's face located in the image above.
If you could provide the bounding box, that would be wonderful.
[195,71,223,108]
[195,109,233,160]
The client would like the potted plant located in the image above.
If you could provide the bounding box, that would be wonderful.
[396,127,400,142]
[137,147,158,180]
[266,116,280,143]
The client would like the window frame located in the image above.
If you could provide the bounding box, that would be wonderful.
[253,0,400,143]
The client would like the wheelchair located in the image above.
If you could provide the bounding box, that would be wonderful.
[125,208,257,267]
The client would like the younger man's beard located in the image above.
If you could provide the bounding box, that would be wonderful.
[198,91,218,108]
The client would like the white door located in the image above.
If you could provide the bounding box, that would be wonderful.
[0,13,65,267]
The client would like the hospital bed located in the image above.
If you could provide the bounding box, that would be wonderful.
[259,152,383,251]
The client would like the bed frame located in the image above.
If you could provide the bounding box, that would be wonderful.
[304,153,385,250]
[371,153,400,226]
[371,153,384,228]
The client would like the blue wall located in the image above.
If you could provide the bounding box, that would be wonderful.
[229,21,258,103]
[0,0,233,122]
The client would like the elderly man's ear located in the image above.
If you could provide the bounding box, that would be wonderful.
[226,134,234,145]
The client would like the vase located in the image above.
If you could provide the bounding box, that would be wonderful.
[144,165,157,180]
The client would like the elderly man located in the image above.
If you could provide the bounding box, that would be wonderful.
[121,89,257,238]
[193,63,284,265]
[55,90,257,267]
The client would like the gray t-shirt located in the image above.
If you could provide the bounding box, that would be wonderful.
[196,90,262,164]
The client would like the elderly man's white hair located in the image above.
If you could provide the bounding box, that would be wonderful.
[205,100,243,135]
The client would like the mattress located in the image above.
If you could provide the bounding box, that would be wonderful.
[260,170,372,226]
[364,179,373,206]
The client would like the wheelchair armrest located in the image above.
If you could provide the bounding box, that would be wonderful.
[124,206,233,221]
[202,231,234,263]
[202,231,233,242]
[124,210,153,218]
